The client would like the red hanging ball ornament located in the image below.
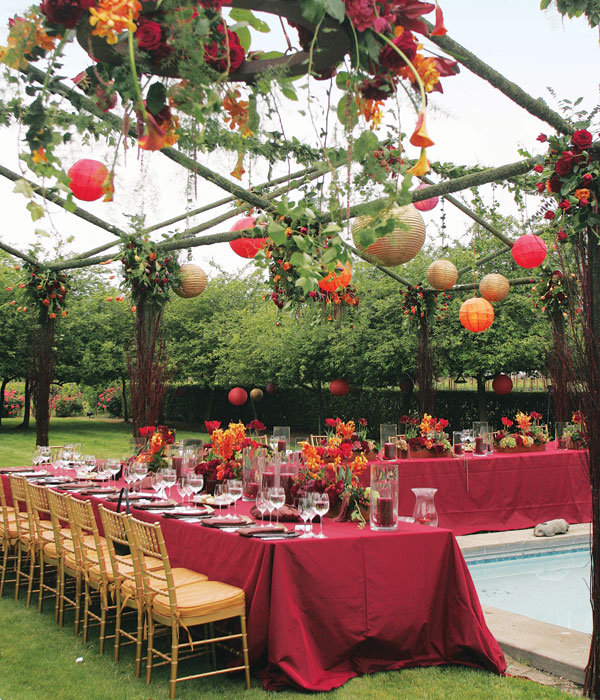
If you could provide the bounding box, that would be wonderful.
[228,387,248,406]
[412,184,439,212]
[492,374,513,395]
[229,217,267,258]
[68,159,109,201]
[265,382,278,395]
[459,297,494,332]
[330,378,350,396]
[512,234,547,269]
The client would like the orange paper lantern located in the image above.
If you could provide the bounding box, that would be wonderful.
[479,273,510,302]
[426,260,458,291]
[459,297,494,333]
[229,217,267,258]
[330,379,350,396]
[68,159,109,201]
[512,234,547,269]
[492,374,513,395]
[249,388,263,401]
[352,205,426,266]
[318,262,352,292]
[228,387,248,406]
[174,263,207,298]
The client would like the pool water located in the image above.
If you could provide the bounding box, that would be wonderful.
[467,548,591,634]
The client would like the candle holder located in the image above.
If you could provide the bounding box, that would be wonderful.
[242,448,260,501]
[411,487,438,527]
[370,464,399,531]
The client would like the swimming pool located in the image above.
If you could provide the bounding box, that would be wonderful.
[467,547,591,634]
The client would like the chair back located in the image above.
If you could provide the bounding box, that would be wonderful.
[126,516,177,616]
[9,475,34,540]
[98,506,139,595]
[253,435,268,447]
[26,482,54,547]
[0,477,14,540]
[67,497,109,586]
[310,435,328,447]
[46,489,73,558]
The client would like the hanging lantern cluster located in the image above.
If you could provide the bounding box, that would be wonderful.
[352,205,426,267]
[426,260,458,291]
[459,297,494,333]
[479,273,510,302]
[512,234,547,269]
[173,263,207,298]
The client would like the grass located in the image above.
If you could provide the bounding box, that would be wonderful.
[0,582,574,700]
[0,417,209,468]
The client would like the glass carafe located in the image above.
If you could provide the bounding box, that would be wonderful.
[411,487,438,527]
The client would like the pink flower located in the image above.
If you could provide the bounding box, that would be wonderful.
[537,134,548,142]
[344,0,377,32]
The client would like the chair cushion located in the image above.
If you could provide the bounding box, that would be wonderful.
[121,566,208,599]
[152,580,245,620]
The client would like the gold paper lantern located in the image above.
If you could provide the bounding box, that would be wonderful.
[174,263,207,298]
[479,273,510,302]
[352,204,426,266]
[426,260,458,291]
[249,388,264,401]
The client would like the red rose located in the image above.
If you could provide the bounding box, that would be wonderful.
[359,75,396,101]
[555,156,573,177]
[535,182,545,194]
[583,173,594,184]
[544,210,556,220]
[533,164,543,173]
[204,29,245,72]
[379,31,418,71]
[572,129,593,149]
[579,199,590,207]
[41,0,89,28]
[558,200,571,212]
[136,18,163,51]
[557,230,568,243]
[548,174,562,193]
[537,133,548,142]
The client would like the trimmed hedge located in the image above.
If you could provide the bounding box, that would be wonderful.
[163,386,551,438]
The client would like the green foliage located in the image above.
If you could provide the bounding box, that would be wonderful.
[541,0,600,27]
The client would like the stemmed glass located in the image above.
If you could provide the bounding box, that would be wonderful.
[227,479,243,518]
[255,490,269,526]
[312,493,330,538]
[176,476,189,505]
[34,446,51,467]
[106,458,121,484]
[268,487,285,525]
[187,475,204,505]
[123,463,136,491]
[83,455,97,476]
[162,469,177,500]
[151,472,165,500]
[298,495,313,538]
[133,462,147,491]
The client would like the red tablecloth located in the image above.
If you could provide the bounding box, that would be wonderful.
[2,470,506,691]
[363,445,590,536]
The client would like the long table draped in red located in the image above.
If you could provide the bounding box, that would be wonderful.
[361,445,591,536]
[2,472,506,691]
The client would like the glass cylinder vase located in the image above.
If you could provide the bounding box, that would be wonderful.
[241,448,260,501]
[370,464,399,531]
[411,487,438,527]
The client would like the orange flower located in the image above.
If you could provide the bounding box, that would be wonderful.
[399,54,440,93]
[356,97,383,129]
[574,188,591,201]
[431,1,448,36]
[42,298,50,306]
[223,90,252,137]
[282,262,291,271]
[407,148,430,176]
[230,152,245,180]
[49,312,56,318]
[409,110,434,148]
[148,251,157,261]
[89,0,142,45]
[32,147,48,164]
[131,305,137,313]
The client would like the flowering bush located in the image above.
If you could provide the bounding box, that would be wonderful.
[97,386,123,417]
[50,390,84,417]
[2,388,25,417]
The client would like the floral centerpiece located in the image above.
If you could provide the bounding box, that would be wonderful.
[135,424,175,471]
[323,417,375,456]
[401,413,451,457]
[292,432,370,527]
[563,411,587,449]
[495,411,550,452]
[194,420,265,489]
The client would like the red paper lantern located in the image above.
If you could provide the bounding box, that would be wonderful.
[459,297,494,333]
[228,387,248,406]
[330,379,350,396]
[68,159,109,201]
[229,217,267,258]
[265,382,277,395]
[492,374,513,395]
[318,262,352,293]
[511,234,547,269]
[412,184,439,212]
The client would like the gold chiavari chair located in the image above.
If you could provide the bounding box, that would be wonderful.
[46,489,81,633]
[126,516,249,699]
[0,476,18,597]
[9,475,38,606]
[310,435,328,447]
[67,496,113,653]
[26,482,61,617]
[253,435,269,447]
[98,505,163,676]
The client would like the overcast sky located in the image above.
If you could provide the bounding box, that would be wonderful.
[0,1,597,277]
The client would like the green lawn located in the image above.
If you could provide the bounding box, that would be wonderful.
[0,417,209,468]
[0,584,573,700]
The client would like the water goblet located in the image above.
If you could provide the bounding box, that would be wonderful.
[162,469,177,499]
[255,490,269,525]
[84,455,97,475]
[133,462,147,491]
[268,487,285,525]
[187,475,204,504]
[106,458,121,484]
[306,496,318,536]
[298,496,313,538]
[123,463,136,491]
[312,493,330,538]
[176,477,189,505]
[151,472,165,500]
[227,479,243,518]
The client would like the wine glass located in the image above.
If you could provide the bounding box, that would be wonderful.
[151,472,165,500]
[187,474,204,504]
[313,493,330,538]
[133,462,147,491]
[106,458,122,484]
[298,495,313,538]
[268,487,285,525]
[176,476,190,505]
[123,463,136,491]
[162,469,177,499]
[306,496,317,536]
[84,455,97,476]
[227,479,243,518]
[255,490,269,526]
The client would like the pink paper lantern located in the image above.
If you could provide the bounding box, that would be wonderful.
[492,374,513,395]
[512,234,547,269]
[68,159,109,201]
[229,217,267,258]
[330,379,350,397]
[266,382,278,395]
[412,184,439,212]
[228,387,248,406]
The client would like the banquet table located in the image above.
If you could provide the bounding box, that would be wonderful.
[363,444,591,536]
[2,469,506,692]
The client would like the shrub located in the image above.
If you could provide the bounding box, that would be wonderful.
[50,391,84,417]
[2,388,25,417]
[97,386,123,418]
